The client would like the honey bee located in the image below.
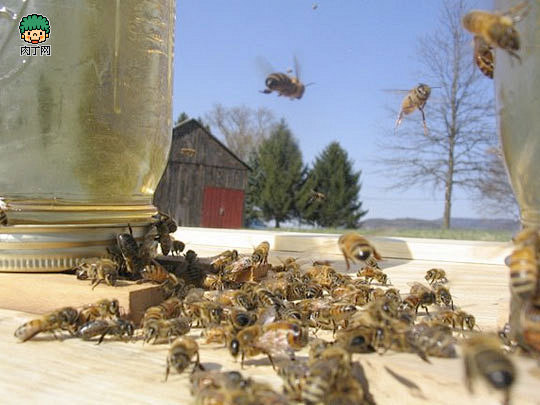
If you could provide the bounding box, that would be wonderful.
[155,220,173,256]
[78,298,121,324]
[202,273,225,291]
[183,300,224,328]
[338,232,382,270]
[210,249,239,272]
[309,302,355,336]
[140,261,174,283]
[142,317,191,344]
[171,239,185,256]
[407,322,457,359]
[520,296,540,353]
[0,209,8,225]
[201,324,230,345]
[183,249,204,287]
[77,318,134,344]
[394,83,433,136]
[252,241,270,265]
[229,320,308,368]
[463,334,516,405]
[277,359,310,402]
[336,327,377,354]
[431,308,477,331]
[332,284,371,306]
[227,308,258,331]
[154,211,178,233]
[424,268,448,285]
[75,257,119,289]
[260,57,313,100]
[357,267,389,285]
[462,1,530,63]
[116,225,145,276]
[432,282,454,310]
[165,336,202,381]
[473,35,495,78]
[401,282,436,315]
[180,147,196,157]
[506,239,538,300]
[142,297,183,326]
[307,189,326,205]
[14,307,79,342]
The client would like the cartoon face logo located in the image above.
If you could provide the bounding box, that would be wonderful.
[19,14,50,44]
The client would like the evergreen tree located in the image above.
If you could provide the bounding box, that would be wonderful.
[257,120,304,228]
[174,112,189,125]
[298,142,367,228]
[243,151,263,227]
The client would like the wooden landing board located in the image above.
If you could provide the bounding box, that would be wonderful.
[1,307,539,405]
[0,272,164,325]
[174,227,513,265]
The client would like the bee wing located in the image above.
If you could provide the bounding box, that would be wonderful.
[255,328,295,359]
[256,56,276,77]
[293,55,301,80]
[382,89,411,94]
[257,306,278,326]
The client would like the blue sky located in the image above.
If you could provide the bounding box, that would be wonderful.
[172,0,498,220]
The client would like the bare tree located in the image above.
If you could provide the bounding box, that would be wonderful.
[205,104,277,161]
[474,147,519,218]
[379,0,495,229]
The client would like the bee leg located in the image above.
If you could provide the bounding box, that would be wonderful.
[507,50,522,64]
[342,253,350,270]
[424,306,430,316]
[164,360,171,383]
[450,300,454,311]
[97,328,110,345]
[419,107,429,136]
[267,354,276,370]
[464,356,474,393]
[91,279,102,290]
[240,352,245,369]
[394,112,403,134]
[331,320,337,337]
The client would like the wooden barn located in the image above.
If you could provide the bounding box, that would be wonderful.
[153,119,250,228]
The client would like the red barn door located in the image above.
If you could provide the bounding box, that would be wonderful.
[202,187,244,228]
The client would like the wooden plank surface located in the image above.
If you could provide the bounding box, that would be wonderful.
[174,227,513,265]
[0,243,536,404]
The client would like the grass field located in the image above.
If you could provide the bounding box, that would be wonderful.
[267,227,513,242]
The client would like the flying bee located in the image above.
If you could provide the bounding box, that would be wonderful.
[357,267,389,285]
[473,35,495,78]
[14,307,79,342]
[338,232,382,270]
[307,189,326,205]
[180,147,196,157]
[392,83,434,136]
[259,56,314,100]
[506,241,538,300]
[462,1,530,63]
[165,336,202,381]
[142,317,191,344]
[408,322,457,359]
[252,241,270,265]
[229,320,308,369]
[77,318,134,344]
[0,209,8,225]
[424,268,448,285]
[78,298,121,325]
[463,334,516,405]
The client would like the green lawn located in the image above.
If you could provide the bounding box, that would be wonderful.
[266,227,513,242]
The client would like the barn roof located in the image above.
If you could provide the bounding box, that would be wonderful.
[172,119,251,171]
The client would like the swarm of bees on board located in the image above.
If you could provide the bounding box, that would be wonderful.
[17,224,537,404]
[9,2,538,404]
